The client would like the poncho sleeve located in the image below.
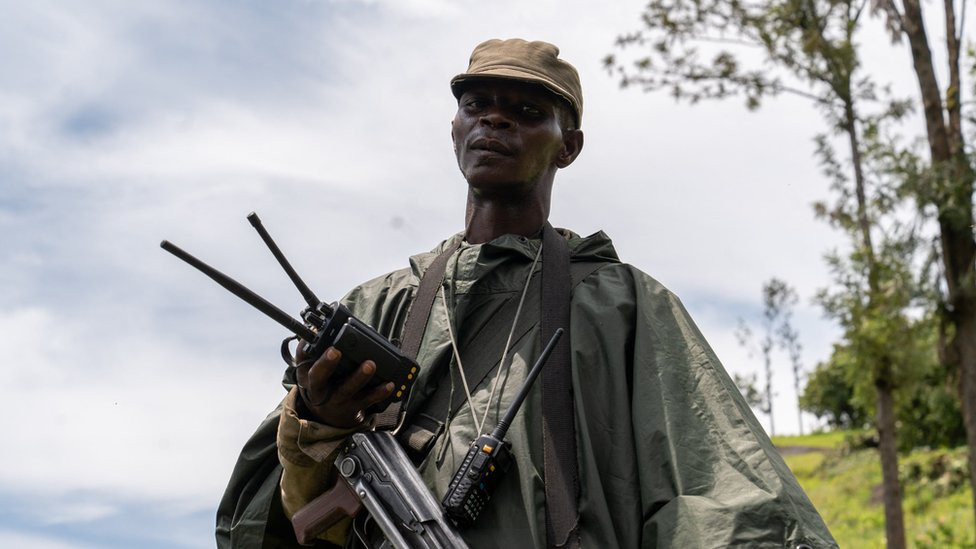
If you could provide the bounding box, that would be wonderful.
[620,266,837,548]
[568,261,835,547]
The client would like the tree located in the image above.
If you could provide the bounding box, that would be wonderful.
[802,313,966,449]
[801,122,967,451]
[800,345,870,429]
[813,107,925,548]
[733,371,770,415]
[871,0,976,526]
[606,1,918,544]
[775,283,806,435]
[736,278,802,436]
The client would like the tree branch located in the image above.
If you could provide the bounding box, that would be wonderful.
[688,35,765,48]
[778,84,842,106]
[854,0,870,24]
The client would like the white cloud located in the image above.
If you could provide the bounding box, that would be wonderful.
[0,529,94,549]
[1,0,927,544]
[0,306,283,510]
[45,502,119,525]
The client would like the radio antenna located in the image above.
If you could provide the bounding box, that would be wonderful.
[247,212,321,308]
[160,240,317,342]
[490,328,563,440]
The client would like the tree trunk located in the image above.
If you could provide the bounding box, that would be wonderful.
[876,372,906,549]
[796,384,804,436]
[940,211,976,529]
[897,0,950,160]
[895,0,976,529]
[844,99,907,549]
[952,302,976,529]
[764,348,775,436]
[941,0,963,157]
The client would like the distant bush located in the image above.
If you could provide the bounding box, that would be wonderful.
[914,517,975,549]
[895,373,966,450]
[800,319,966,450]
[800,348,870,430]
[841,430,878,453]
[901,447,970,499]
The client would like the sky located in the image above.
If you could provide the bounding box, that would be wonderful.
[0,0,944,546]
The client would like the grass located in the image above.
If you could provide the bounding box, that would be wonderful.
[772,430,849,449]
[775,431,974,548]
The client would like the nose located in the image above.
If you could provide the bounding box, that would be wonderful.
[479,108,514,129]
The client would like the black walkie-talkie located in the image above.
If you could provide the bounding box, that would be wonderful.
[441,328,564,526]
[160,213,419,410]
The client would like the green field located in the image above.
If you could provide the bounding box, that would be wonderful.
[776,432,974,548]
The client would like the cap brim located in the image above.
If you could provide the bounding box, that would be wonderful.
[450,71,578,121]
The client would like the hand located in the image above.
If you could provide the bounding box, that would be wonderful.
[295,345,395,428]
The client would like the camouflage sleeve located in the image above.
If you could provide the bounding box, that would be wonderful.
[277,387,373,544]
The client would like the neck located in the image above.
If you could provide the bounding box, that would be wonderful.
[463,186,550,244]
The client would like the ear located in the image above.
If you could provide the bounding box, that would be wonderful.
[555,129,584,169]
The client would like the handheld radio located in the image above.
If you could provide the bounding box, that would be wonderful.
[441,328,564,525]
[160,212,418,409]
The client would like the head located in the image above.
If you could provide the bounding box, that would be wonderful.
[450,39,584,200]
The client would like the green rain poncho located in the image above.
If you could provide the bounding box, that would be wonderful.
[216,230,837,548]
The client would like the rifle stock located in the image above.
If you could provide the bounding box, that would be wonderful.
[292,431,468,548]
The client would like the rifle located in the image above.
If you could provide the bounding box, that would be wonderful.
[294,430,467,548]
[292,329,564,548]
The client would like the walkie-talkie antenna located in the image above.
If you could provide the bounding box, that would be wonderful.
[160,240,317,342]
[247,212,321,308]
[490,328,563,439]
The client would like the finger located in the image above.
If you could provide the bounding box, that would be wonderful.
[292,339,311,386]
[294,339,308,363]
[361,381,396,409]
[296,364,310,390]
[348,409,367,425]
[306,347,342,390]
[336,360,378,398]
[295,357,318,392]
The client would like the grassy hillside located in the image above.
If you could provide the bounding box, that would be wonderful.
[774,432,974,548]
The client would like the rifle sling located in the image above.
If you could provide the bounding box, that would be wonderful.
[540,223,580,549]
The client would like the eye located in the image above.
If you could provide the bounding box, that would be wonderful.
[520,104,545,118]
[463,98,486,111]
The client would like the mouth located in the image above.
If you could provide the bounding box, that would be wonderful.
[469,137,513,156]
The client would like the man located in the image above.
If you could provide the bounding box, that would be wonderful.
[217,38,837,548]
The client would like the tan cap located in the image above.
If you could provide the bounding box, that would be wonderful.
[451,38,583,127]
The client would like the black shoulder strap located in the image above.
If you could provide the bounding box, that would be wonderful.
[541,223,580,549]
[401,244,456,360]
[374,243,457,431]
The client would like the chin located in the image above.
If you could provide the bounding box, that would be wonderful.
[466,173,524,190]
[466,181,540,203]
[464,168,506,185]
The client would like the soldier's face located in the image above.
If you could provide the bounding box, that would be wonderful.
[451,80,573,196]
